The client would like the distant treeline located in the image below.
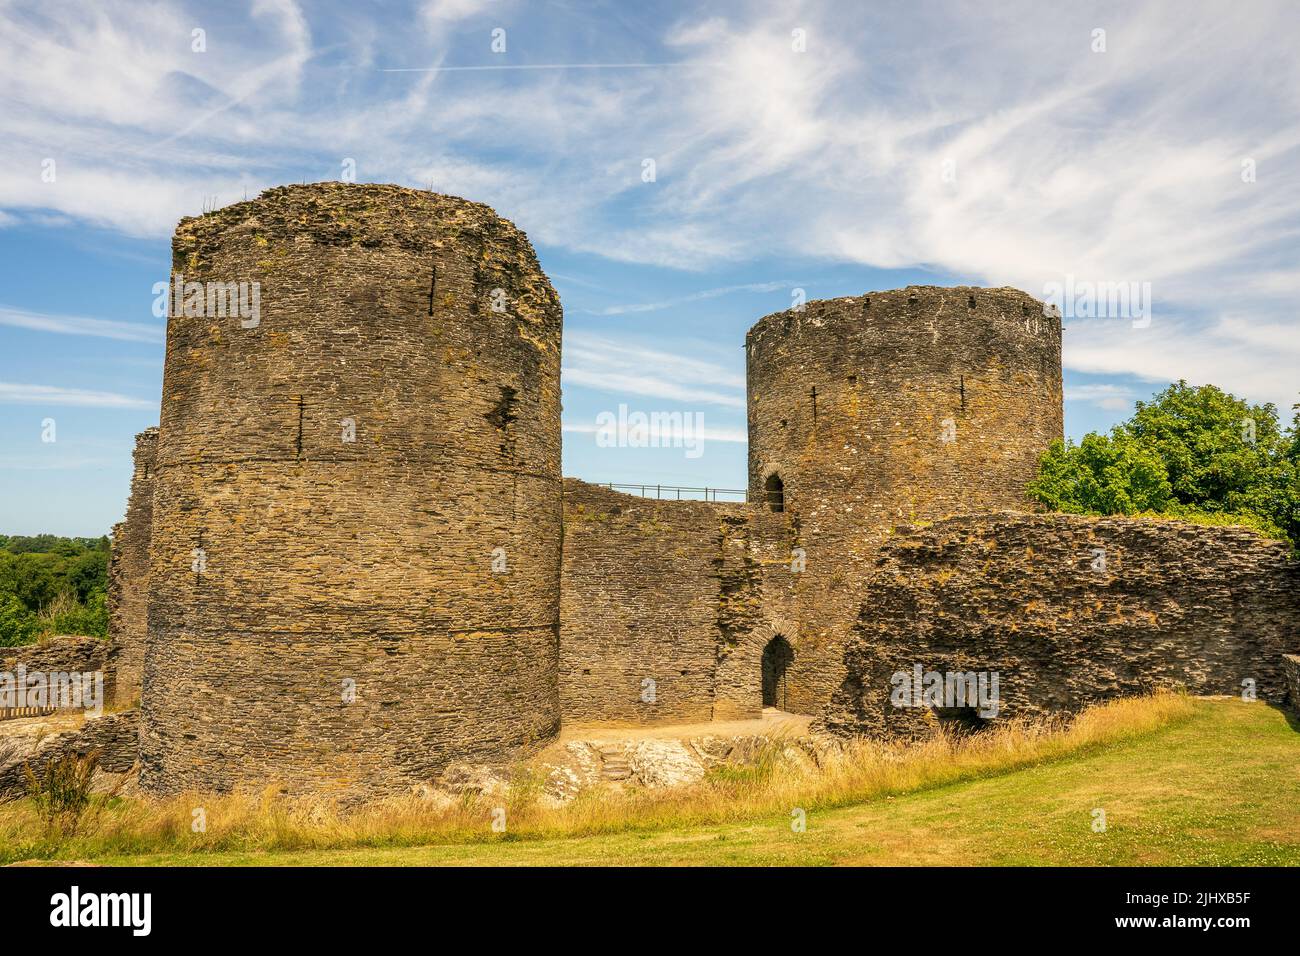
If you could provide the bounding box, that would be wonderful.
[0,534,110,647]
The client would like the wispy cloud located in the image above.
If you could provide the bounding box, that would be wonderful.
[1064,382,1137,412]
[563,421,747,443]
[0,306,164,344]
[587,281,796,316]
[563,331,745,408]
[1065,314,1300,413]
[1,0,1297,412]
[0,382,155,409]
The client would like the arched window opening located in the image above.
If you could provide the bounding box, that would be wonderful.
[761,635,794,710]
[764,473,784,513]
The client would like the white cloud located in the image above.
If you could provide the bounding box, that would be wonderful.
[588,281,795,316]
[1063,382,1137,412]
[422,0,495,25]
[0,306,165,344]
[1065,314,1300,413]
[563,421,746,444]
[0,0,1297,411]
[563,331,745,408]
[0,382,155,409]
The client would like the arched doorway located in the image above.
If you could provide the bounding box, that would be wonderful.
[761,635,794,709]
[764,473,784,512]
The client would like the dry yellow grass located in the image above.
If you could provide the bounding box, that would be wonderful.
[0,691,1195,863]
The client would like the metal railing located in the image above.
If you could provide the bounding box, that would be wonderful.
[598,483,747,502]
[0,704,58,722]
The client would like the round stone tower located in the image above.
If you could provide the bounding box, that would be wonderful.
[139,183,563,798]
[744,285,1063,713]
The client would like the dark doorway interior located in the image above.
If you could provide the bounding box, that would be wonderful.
[761,635,795,709]
[764,473,784,512]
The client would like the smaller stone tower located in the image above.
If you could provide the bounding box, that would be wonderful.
[744,285,1063,713]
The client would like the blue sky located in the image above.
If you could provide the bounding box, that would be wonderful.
[1,0,1297,535]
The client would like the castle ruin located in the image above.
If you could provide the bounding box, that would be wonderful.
[104,183,1299,799]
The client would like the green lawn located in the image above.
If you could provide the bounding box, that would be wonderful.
[86,698,1299,866]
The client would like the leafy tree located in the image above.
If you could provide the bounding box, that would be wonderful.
[1029,381,1299,544]
[1028,433,1171,515]
[1125,382,1285,515]
[0,534,112,643]
[0,593,38,647]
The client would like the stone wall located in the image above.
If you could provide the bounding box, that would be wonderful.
[1283,654,1300,714]
[106,427,157,706]
[0,711,138,801]
[558,480,803,725]
[2,635,107,675]
[559,479,737,725]
[745,286,1064,715]
[139,183,564,798]
[821,513,1300,738]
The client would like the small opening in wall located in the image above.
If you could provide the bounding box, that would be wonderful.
[932,705,989,735]
[967,295,976,309]
[761,635,794,709]
[847,374,857,385]
[764,473,784,513]
[582,668,591,675]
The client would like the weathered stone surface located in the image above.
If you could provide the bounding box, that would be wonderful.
[745,287,1064,716]
[560,479,741,724]
[559,479,805,724]
[138,183,563,799]
[106,427,156,707]
[101,182,1295,800]
[821,513,1300,738]
[1282,654,1300,714]
[0,711,139,801]
[627,739,706,788]
[2,636,106,675]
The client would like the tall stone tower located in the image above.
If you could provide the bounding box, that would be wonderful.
[745,286,1063,713]
[138,183,564,798]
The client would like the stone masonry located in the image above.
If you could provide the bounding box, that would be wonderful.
[137,184,563,798]
[106,426,157,707]
[821,514,1300,738]
[102,182,1297,799]
[744,287,1064,715]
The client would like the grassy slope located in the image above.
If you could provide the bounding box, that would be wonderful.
[91,699,1299,867]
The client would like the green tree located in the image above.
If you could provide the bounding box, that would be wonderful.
[1125,381,1284,515]
[0,593,38,647]
[1028,433,1172,515]
[1028,381,1299,544]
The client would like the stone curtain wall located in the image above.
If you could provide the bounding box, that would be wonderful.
[559,480,739,725]
[821,513,1300,739]
[106,426,157,707]
[558,481,805,725]
[139,184,564,798]
[2,635,107,675]
[744,286,1064,717]
[1283,655,1300,713]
